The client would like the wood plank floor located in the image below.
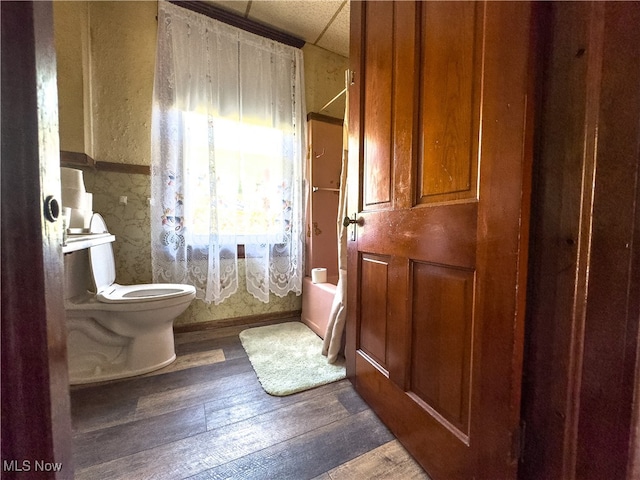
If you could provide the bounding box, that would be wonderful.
[70,319,430,479]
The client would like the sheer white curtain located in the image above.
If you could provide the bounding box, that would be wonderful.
[151,2,306,305]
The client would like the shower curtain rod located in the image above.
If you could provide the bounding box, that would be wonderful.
[320,87,347,112]
[320,70,352,112]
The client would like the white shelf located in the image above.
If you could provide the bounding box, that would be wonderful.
[63,233,115,253]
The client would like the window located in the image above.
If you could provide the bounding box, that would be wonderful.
[151,2,305,305]
[183,113,291,242]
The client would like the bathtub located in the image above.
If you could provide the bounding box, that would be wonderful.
[301,276,338,339]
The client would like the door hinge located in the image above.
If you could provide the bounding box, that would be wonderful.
[511,420,526,463]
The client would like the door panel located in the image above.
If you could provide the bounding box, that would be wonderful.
[419,1,481,203]
[359,254,391,369]
[347,2,534,478]
[362,1,393,208]
[410,262,474,438]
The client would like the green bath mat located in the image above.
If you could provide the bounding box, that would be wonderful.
[239,322,346,396]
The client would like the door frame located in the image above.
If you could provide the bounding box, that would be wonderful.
[521,2,640,479]
[1,2,73,478]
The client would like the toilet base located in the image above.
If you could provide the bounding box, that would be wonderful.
[67,317,177,385]
[69,353,176,385]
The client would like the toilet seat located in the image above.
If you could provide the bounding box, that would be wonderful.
[88,213,195,304]
[96,283,195,304]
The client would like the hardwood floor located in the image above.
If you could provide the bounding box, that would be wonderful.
[70,319,430,479]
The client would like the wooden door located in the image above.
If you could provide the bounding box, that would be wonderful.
[346,2,535,478]
[1,2,73,478]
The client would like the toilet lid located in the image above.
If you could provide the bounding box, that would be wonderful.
[88,213,116,292]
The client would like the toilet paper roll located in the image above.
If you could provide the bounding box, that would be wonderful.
[311,268,327,284]
[61,167,86,191]
[61,187,86,210]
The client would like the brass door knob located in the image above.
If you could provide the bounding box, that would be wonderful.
[343,214,364,227]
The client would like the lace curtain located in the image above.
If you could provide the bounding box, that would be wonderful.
[151,2,306,304]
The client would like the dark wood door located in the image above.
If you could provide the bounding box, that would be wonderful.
[346,2,535,478]
[1,2,73,478]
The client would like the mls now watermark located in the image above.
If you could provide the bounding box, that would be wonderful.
[3,460,63,472]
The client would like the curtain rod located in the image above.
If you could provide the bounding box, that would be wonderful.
[168,1,306,49]
[320,70,351,112]
[320,87,346,112]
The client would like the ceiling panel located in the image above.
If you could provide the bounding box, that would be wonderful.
[315,1,349,57]
[249,1,341,44]
[205,0,349,58]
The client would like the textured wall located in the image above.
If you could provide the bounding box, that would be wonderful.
[90,1,156,166]
[79,2,156,290]
[303,43,348,119]
[55,2,346,326]
[53,1,89,153]
[83,170,152,285]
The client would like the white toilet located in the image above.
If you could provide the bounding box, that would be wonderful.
[64,213,195,384]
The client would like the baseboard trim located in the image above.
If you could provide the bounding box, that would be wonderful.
[174,310,302,333]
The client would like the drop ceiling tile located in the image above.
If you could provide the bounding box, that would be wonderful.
[248,1,343,44]
[202,0,349,57]
[316,1,349,57]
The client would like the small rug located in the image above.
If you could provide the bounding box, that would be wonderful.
[239,321,346,396]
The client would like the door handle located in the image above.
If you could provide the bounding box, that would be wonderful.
[43,195,60,223]
[343,214,364,228]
